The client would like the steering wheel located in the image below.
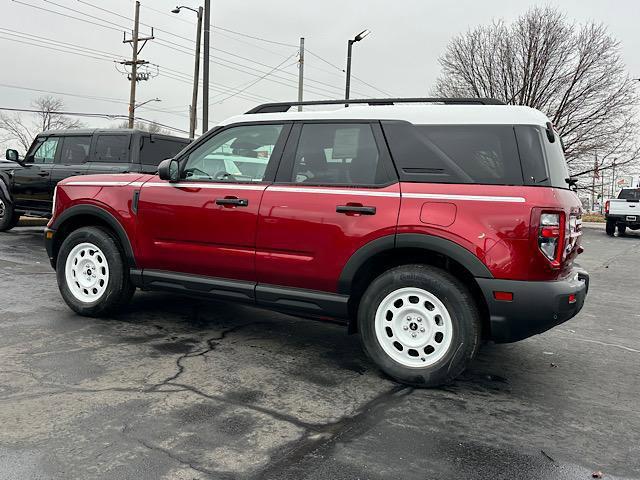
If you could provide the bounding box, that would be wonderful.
[213,171,237,182]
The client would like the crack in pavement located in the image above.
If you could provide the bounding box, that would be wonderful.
[254,384,413,480]
[149,321,271,391]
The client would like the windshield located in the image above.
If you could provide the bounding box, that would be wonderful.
[618,188,640,200]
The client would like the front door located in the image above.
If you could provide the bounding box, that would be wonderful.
[136,123,290,282]
[256,122,401,293]
[12,136,60,212]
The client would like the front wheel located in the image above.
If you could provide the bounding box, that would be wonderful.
[0,193,18,232]
[56,226,135,316]
[358,265,481,387]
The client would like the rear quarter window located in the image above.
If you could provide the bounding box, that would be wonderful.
[515,126,570,189]
[140,136,190,166]
[382,122,523,185]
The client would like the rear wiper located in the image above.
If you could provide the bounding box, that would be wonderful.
[565,177,578,190]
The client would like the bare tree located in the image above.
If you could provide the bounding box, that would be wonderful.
[433,7,639,181]
[0,96,83,152]
[115,120,171,135]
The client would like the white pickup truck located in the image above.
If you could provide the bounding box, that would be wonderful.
[605,188,640,236]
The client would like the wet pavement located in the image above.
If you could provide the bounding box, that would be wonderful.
[0,226,638,479]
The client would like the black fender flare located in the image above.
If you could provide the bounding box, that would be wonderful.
[50,204,137,267]
[338,233,493,295]
[0,171,13,205]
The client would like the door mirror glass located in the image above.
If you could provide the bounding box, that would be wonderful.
[5,149,18,162]
[158,158,180,182]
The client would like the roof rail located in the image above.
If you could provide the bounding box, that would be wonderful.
[245,97,505,114]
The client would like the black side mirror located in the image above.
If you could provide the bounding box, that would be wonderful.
[158,158,180,182]
[5,149,19,162]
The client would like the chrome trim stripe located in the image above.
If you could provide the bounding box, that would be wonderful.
[143,182,266,190]
[402,193,526,203]
[268,186,398,197]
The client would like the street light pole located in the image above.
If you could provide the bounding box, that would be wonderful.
[344,29,371,106]
[172,5,203,139]
[345,40,353,106]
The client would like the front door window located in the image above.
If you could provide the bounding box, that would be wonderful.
[32,138,59,164]
[182,124,284,183]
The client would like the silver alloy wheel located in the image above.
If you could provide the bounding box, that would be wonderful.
[374,287,453,368]
[64,242,110,303]
[0,198,5,218]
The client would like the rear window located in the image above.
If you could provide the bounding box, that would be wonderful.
[140,136,189,166]
[619,189,640,200]
[382,122,523,185]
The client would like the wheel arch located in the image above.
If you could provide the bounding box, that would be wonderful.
[340,233,493,335]
[51,205,136,269]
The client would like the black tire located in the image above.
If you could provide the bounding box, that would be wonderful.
[358,265,481,387]
[0,192,18,232]
[618,224,627,236]
[56,226,135,316]
[606,220,615,236]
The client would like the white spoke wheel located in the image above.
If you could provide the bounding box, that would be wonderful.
[358,264,481,387]
[65,242,110,302]
[0,198,5,218]
[374,287,453,368]
[57,226,135,316]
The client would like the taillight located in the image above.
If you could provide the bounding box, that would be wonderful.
[538,212,565,267]
[605,200,610,215]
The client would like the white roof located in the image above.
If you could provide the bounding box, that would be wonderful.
[218,104,551,127]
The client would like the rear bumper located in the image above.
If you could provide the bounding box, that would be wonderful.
[477,268,589,343]
[606,214,639,225]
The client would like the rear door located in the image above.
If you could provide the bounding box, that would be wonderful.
[51,135,91,187]
[12,136,60,212]
[136,123,290,282]
[255,122,400,293]
[85,133,133,176]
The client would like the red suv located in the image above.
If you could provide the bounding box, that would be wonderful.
[44,98,589,387]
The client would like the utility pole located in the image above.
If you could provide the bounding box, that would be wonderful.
[189,6,203,139]
[202,0,211,133]
[591,154,597,212]
[611,159,617,198]
[122,1,154,128]
[297,37,304,111]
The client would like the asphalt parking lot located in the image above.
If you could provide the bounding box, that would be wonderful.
[0,226,639,480]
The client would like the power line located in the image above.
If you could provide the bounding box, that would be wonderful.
[0,106,188,134]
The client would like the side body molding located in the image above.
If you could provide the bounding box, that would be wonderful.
[50,204,137,267]
[338,233,493,295]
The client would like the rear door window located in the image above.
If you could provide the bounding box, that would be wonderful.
[93,135,131,163]
[58,136,91,165]
[290,123,388,185]
[140,136,189,166]
[382,122,523,185]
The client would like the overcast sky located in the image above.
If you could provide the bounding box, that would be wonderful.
[1,0,639,139]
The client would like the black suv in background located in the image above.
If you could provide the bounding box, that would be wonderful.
[0,129,190,231]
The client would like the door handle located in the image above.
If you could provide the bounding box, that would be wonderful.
[37,172,50,177]
[336,205,376,215]
[216,197,249,207]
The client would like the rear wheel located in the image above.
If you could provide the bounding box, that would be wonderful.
[606,220,615,236]
[0,194,18,232]
[618,224,627,236]
[358,265,481,387]
[56,226,135,316]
